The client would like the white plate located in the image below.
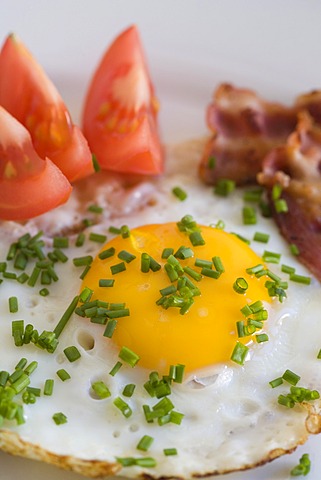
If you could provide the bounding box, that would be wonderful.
[1,1,321,479]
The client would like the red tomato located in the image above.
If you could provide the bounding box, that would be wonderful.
[0,106,72,221]
[0,34,94,182]
[82,25,163,176]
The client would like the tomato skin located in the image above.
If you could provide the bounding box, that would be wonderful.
[82,25,163,176]
[0,106,72,221]
[0,34,94,182]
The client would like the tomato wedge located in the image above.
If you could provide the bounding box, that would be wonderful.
[82,25,163,176]
[0,106,72,221]
[0,34,94,182]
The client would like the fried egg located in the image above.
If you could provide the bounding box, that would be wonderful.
[0,139,321,479]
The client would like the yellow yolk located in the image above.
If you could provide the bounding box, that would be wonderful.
[82,223,270,373]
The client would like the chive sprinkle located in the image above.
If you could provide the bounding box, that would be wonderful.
[282,369,300,386]
[162,248,174,259]
[118,250,136,263]
[113,397,132,418]
[53,237,69,248]
[290,453,311,476]
[44,379,54,396]
[172,186,187,201]
[63,346,81,363]
[164,448,178,456]
[243,206,257,225]
[52,412,67,425]
[9,296,18,313]
[89,232,107,243]
[109,361,123,376]
[75,232,86,247]
[123,383,136,397]
[137,435,154,451]
[253,232,270,243]
[56,369,71,381]
[110,262,126,275]
[119,346,140,367]
[91,381,111,399]
[88,204,103,214]
[214,179,235,196]
[53,295,79,338]
[99,279,115,287]
[233,277,248,294]
[231,342,249,365]
[99,247,116,260]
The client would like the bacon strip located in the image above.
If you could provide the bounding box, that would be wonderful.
[199,84,321,186]
[258,112,321,281]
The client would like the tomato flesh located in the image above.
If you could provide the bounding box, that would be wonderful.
[0,106,72,221]
[82,25,163,176]
[0,34,94,182]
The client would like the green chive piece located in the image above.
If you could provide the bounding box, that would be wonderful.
[73,255,93,267]
[256,333,269,343]
[89,232,107,243]
[113,396,132,418]
[53,237,69,248]
[290,243,300,256]
[44,379,54,396]
[290,453,311,477]
[282,369,300,386]
[162,248,174,259]
[53,296,79,338]
[99,247,116,260]
[119,346,140,367]
[56,369,71,381]
[174,246,194,260]
[183,266,202,281]
[253,232,270,243]
[274,198,288,213]
[109,361,122,376]
[201,267,220,279]
[9,296,18,313]
[243,206,257,225]
[317,349,321,360]
[141,253,151,273]
[103,319,118,338]
[123,383,136,398]
[92,153,100,172]
[269,377,283,388]
[231,342,249,365]
[172,186,187,201]
[164,448,178,456]
[195,258,212,269]
[231,232,251,244]
[12,320,24,346]
[120,225,130,238]
[91,381,111,399]
[233,277,248,294]
[80,265,91,280]
[189,230,205,247]
[110,262,126,275]
[262,250,281,264]
[88,204,103,214]
[99,279,115,287]
[118,250,136,263]
[109,225,121,234]
[52,412,67,425]
[214,178,235,196]
[212,256,225,273]
[75,232,86,247]
[137,435,154,451]
[243,188,263,202]
[63,346,81,363]
[27,266,41,286]
[289,273,311,285]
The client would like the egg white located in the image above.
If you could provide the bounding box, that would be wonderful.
[0,139,321,478]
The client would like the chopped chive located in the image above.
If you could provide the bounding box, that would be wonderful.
[17,272,29,284]
[79,287,93,303]
[164,448,178,456]
[91,381,111,399]
[243,206,257,225]
[53,248,68,263]
[231,232,250,244]
[195,258,212,268]
[231,342,249,365]
[123,383,136,398]
[282,369,300,386]
[274,198,288,213]
[118,250,136,263]
[119,346,140,367]
[183,266,202,281]
[80,264,91,279]
[272,184,282,200]
[208,156,216,169]
[99,279,115,287]
[56,369,71,381]
[212,256,225,273]
[63,345,81,363]
[289,273,311,285]
[174,246,194,259]
[9,296,18,313]
[317,349,321,360]
[290,243,300,256]
[189,230,205,246]
[53,237,69,248]
[137,435,154,451]
[201,267,220,279]
[15,358,27,370]
[256,333,269,343]
[107,309,129,319]
[174,364,185,383]
[243,188,263,202]
[172,186,187,201]
[262,250,281,264]
[75,232,86,247]
[88,204,103,214]
[12,320,24,346]
[109,226,121,234]
[269,377,283,388]
[92,153,100,172]
[26,386,41,397]
[281,264,296,275]
[113,396,132,418]
[233,277,248,294]
[44,379,54,396]
[290,453,311,477]
[160,285,177,296]
[53,295,79,338]
[110,262,126,275]
[253,232,270,243]
[109,361,123,376]
[24,360,38,375]
[214,178,235,196]
[27,266,41,286]
[89,232,107,243]
[120,225,130,238]
[14,252,28,270]
[73,256,93,267]
[162,248,174,259]
[149,256,161,272]
[141,253,151,273]
[52,412,67,425]
[82,218,94,228]
[99,247,116,260]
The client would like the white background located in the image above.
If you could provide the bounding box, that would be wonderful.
[1,1,321,479]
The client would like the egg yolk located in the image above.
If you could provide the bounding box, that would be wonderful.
[82,223,270,373]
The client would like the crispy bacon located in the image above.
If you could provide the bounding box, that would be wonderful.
[258,112,321,281]
[199,84,321,186]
